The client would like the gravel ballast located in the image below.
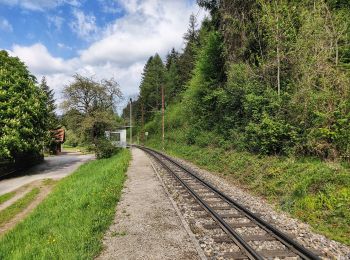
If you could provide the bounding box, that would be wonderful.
[159,153,350,259]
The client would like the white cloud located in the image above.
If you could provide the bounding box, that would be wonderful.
[6,0,207,113]
[9,43,78,74]
[0,17,13,32]
[0,0,80,11]
[80,0,205,67]
[57,42,72,50]
[47,15,64,31]
[70,9,99,40]
[98,0,122,14]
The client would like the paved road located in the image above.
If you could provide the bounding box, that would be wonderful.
[0,152,95,195]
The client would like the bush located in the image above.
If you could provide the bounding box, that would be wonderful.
[95,138,121,159]
[245,114,298,155]
[64,129,80,147]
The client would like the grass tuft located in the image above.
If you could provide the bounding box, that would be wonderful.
[0,188,40,226]
[0,149,130,259]
[0,192,16,205]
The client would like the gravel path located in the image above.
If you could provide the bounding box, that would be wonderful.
[97,148,201,260]
[166,154,350,259]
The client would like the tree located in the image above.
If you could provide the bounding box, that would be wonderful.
[40,76,56,120]
[165,48,179,70]
[39,77,59,153]
[139,54,166,121]
[62,74,122,144]
[178,14,200,87]
[0,50,48,162]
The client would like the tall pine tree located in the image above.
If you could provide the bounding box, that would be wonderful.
[139,54,166,121]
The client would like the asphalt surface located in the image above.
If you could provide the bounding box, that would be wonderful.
[0,152,95,195]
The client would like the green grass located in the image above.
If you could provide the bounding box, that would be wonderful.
[0,188,40,226]
[0,192,16,205]
[62,144,92,154]
[147,136,350,245]
[0,149,131,259]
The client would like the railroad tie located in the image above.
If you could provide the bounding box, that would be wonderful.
[258,249,297,258]
[210,205,232,210]
[220,213,242,218]
[213,235,275,243]
[220,251,248,259]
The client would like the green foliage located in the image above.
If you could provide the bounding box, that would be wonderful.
[64,129,79,147]
[129,1,350,159]
[185,30,226,130]
[0,150,130,259]
[245,114,298,155]
[0,50,48,162]
[61,75,123,147]
[95,138,121,159]
[139,54,166,121]
[39,76,60,154]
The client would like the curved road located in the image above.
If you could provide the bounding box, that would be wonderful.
[0,152,95,195]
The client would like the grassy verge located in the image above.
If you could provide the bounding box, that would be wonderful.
[62,144,92,154]
[147,137,350,245]
[0,149,130,259]
[0,192,16,205]
[0,188,40,225]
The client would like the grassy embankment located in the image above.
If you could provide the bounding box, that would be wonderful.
[145,129,350,245]
[0,188,40,226]
[0,192,16,205]
[0,149,130,259]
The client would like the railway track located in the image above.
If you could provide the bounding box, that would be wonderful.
[137,146,321,260]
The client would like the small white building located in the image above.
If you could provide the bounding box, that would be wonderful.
[105,129,127,148]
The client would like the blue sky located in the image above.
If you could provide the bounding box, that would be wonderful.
[0,0,205,108]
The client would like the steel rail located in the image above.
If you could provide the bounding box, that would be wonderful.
[142,147,262,259]
[137,145,321,260]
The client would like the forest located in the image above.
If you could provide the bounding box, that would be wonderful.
[126,0,350,160]
[122,0,350,244]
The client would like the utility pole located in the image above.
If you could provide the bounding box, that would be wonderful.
[161,85,165,150]
[129,98,132,146]
[141,101,144,145]
[275,0,281,96]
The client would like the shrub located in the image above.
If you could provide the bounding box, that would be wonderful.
[95,138,121,159]
[64,129,80,147]
[245,114,298,155]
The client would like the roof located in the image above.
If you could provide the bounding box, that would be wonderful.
[53,128,65,143]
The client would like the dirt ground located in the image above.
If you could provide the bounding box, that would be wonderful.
[97,148,201,260]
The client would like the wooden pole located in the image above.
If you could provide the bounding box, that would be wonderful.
[141,101,144,145]
[129,98,132,146]
[161,85,165,150]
